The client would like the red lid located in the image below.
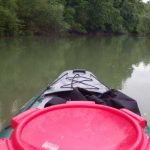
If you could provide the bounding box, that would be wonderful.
[9,101,150,150]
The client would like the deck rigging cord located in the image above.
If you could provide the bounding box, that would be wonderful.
[60,73,100,90]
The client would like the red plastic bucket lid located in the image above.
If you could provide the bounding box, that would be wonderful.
[10,101,149,150]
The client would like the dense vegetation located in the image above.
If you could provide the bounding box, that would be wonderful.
[0,0,150,36]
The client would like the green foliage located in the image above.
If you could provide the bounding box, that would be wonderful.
[63,0,143,34]
[0,0,18,36]
[114,0,144,33]
[0,0,150,36]
[138,15,150,35]
[17,0,69,35]
[64,0,89,33]
[88,1,124,33]
[137,3,150,35]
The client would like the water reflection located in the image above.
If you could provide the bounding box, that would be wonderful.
[0,36,150,129]
[122,62,150,123]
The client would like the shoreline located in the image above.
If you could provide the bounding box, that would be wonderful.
[0,31,149,39]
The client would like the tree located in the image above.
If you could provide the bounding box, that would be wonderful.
[0,0,18,36]
[16,0,69,35]
[86,0,124,33]
[0,0,149,36]
[114,0,144,33]
[137,2,150,35]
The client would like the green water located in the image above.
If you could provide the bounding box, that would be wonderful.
[0,35,150,130]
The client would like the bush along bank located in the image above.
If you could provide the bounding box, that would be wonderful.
[0,0,150,37]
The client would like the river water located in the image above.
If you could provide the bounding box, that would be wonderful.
[0,35,150,130]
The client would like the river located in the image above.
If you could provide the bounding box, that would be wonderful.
[0,35,150,130]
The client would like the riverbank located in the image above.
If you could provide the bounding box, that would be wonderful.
[0,0,150,37]
[1,29,148,39]
[1,31,149,40]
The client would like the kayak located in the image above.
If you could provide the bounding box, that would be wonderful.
[0,69,150,150]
